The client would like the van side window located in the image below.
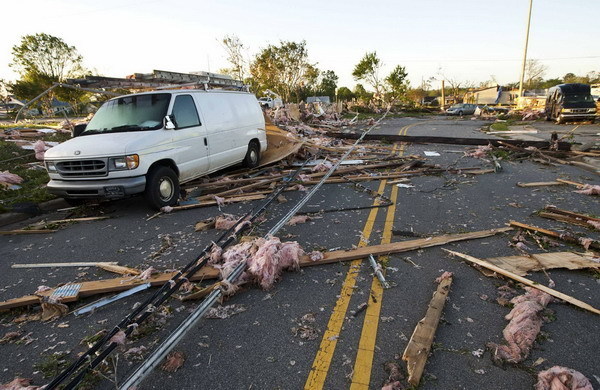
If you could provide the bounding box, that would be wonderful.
[172,95,201,129]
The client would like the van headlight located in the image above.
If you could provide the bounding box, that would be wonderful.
[110,154,139,170]
[46,161,57,172]
[588,108,597,113]
[561,108,572,113]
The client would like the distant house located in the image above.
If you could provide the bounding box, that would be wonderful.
[50,98,72,114]
[463,85,516,105]
[421,96,439,106]
[306,96,331,104]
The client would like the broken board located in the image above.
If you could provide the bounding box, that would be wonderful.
[258,125,304,167]
[403,275,452,386]
[484,252,600,276]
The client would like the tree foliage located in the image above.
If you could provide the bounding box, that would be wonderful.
[250,40,318,102]
[352,52,383,95]
[385,65,409,100]
[315,70,338,99]
[336,86,355,102]
[10,33,84,80]
[9,33,88,115]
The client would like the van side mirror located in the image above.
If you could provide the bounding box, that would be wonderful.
[164,115,176,130]
[73,123,87,137]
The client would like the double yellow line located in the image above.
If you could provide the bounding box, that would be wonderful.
[304,124,410,390]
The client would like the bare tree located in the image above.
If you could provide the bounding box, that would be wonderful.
[525,59,547,89]
[221,35,248,81]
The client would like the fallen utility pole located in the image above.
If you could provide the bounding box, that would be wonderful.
[328,132,572,151]
[120,107,393,389]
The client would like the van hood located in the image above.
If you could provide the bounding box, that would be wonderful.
[45,131,169,159]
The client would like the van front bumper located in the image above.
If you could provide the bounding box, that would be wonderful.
[47,176,146,198]
[560,113,596,120]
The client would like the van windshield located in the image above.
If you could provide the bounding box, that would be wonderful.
[564,94,593,104]
[82,93,171,135]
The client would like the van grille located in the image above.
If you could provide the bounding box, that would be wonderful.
[571,109,588,113]
[57,159,108,177]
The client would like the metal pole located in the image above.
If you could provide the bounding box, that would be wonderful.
[518,0,533,99]
[440,80,445,111]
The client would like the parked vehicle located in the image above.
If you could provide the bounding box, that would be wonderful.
[44,90,267,209]
[446,103,477,116]
[545,83,596,124]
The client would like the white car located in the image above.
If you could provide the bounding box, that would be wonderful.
[44,89,267,209]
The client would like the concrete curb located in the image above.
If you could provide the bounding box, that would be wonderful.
[0,198,69,228]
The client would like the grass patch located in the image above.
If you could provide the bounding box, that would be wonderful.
[34,351,70,378]
[0,130,73,211]
[489,122,510,132]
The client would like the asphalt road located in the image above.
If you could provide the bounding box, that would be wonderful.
[0,116,599,390]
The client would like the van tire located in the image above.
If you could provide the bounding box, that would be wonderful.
[243,141,260,168]
[144,166,179,210]
[458,110,463,116]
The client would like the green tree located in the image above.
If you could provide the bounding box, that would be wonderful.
[315,70,338,99]
[336,86,355,102]
[9,33,88,115]
[353,84,372,102]
[250,40,319,102]
[352,52,383,95]
[385,65,409,101]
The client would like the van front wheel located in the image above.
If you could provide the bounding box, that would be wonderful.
[244,141,260,168]
[144,166,179,210]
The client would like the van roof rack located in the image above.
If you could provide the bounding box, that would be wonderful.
[65,69,247,92]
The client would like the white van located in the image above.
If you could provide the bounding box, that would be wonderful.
[44,89,267,209]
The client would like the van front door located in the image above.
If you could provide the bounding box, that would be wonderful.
[170,94,209,181]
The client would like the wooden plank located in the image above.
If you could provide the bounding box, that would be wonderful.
[0,229,56,235]
[403,276,452,386]
[46,216,109,224]
[544,206,600,222]
[509,220,600,250]
[556,178,584,187]
[538,212,593,228]
[11,262,118,269]
[0,227,511,310]
[484,252,600,276]
[328,132,572,151]
[299,227,512,266]
[97,264,141,275]
[172,194,267,211]
[516,181,563,187]
[443,249,600,315]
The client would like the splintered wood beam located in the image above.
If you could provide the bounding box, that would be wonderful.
[516,181,564,187]
[509,221,600,250]
[443,249,600,315]
[538,212,594,228]
[403,275,453,386]
[0,227,511,311]
[544,206,600,222]
[555,178,584,188]
[0,229,57,235]
[11,262,118,269]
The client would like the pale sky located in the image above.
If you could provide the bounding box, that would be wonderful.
[1,0,599,91]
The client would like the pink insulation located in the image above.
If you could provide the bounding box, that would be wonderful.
[308,251,324,261]
[213,195,226,207]
[109,330,127,345]
[579,238,593,250]
[0,377,42,390]
[488,287,552,363]
[286,215,310,226]
[574,184,600,196]
[435,271,453,283]
[136,267,156,281]
[0,171,23,187]
[587,220,600,230]
[215,214,239,230]
[214,236,304,289]
[464,145,492,158]
[33,140,47,161]
[311,160,333,173]
[535,366,594,390]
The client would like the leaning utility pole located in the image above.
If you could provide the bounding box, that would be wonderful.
[518,0,533,98]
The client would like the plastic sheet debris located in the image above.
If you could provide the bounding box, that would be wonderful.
[423,151,440,157]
